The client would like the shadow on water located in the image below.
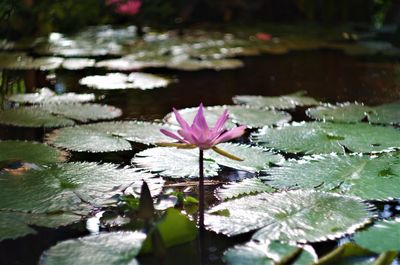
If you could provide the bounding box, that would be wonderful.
[0,48,400,264]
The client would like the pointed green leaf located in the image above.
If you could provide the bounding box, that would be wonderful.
[264,154,400,200]
[224,240,317,265]
[354,220,400,253]
[252,122,400,154]
[40,231,146,265]
[205,190,373,243]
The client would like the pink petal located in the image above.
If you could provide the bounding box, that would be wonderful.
[160,129,183,142]
[192,103,209,131]
[213,109,229,132]
[213,125,246,145]
[177,129,196,144]
[173,108,190,130]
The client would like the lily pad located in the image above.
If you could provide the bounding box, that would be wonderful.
[306,103,372,123]
[8,88,95,104]
[165,105,290,128]
[0,211,83,241]
[233,91,319,110]
[208,143,284,172]
[0,107,75,127]
[132,147,220,179]
[40,231,146,265]
[61,58,96,70]
[0,162,164,213]
[42,103,122,122]
[205,190,373,243]
[263,154,400,200]
[216,178,275,201]
[166,58,244,71]
[46,121,173,152]
[354,220,400,253]
[251,122,400,154]
[0,140,68,165]
[315,242,378,265]
[224,240,317,265]
[79,72,171,90]
[0,53,64,70]
[367,102,400,125]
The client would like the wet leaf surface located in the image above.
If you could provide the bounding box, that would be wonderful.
[216,178,275,201]
[7,88,95,104]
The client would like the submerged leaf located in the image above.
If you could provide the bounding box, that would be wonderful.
[205,190,373,243]
[252,122,400,154]
[354,220,400,253]
[224,240,317,265]
[40,231,146,265]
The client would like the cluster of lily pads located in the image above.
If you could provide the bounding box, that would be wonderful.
[1,82,399,264]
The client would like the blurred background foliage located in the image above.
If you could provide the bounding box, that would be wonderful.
[0,0,398,40]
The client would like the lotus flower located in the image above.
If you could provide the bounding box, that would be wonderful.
[159,104,246,160]
[106,0,141,16]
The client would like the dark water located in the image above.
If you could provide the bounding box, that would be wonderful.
[1,49,400,265]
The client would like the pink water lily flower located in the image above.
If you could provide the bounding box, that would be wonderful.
[159,104,246,161]
[106,0,141,16]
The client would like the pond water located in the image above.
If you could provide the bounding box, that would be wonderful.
[0,44,400,264]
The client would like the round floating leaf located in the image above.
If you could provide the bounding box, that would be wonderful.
[367,103,400,125]
[209,143,284,172]
[46,127,132,153]
[40,231,146,265]
[216,178,275,201]
[61,58,96,70]
[233,91,319,110]
[79,72,171,90]
[205,190,373,243]
[0,53,63,70]
[0,107,75,127]
[8,88,95,104]
[252,122,400,154]
[132,147,220,178]
[224,240,317,265]
[0,140,67,165]
[0,211,82,241]
[42,103,122,122]
[0,162,164,213]
[307,103,372,123]
[315,242,377,265]
[167,58,244,71]
[263,154,400,200]
[354,220,400,253]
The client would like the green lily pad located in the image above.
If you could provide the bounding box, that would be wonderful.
[354,220,400,253]
[306,103,372,123]
[233,91,319,110]
[251,122,400,154]
[0,211,83,241]
[132,147,220,179]
[205,190,373,243]
[46,121,173,152]
[40,231,146,265]
[263,154,400,200]
[79,73,171,90]
[0,140,68,165]
[42,103,122,122]
[315,242,377,265]
[0,107,75,127]
[8,88,95,104]
[367,102,400,125]
[209,143,284,172]
[224,240,317,265]
[61,58,96,70]
[167,58,244,71]
[0,53,64,70]
[165,105,290,128]
[216,178,275,201]
[0,162,163,213]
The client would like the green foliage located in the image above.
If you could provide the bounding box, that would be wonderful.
[216,178,275,201]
